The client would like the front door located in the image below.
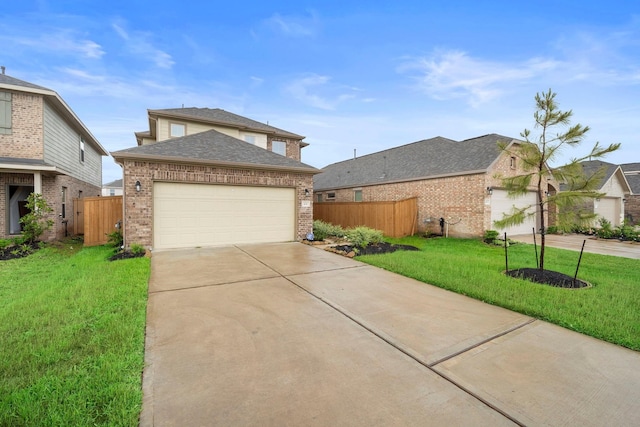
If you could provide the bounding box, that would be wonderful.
[8,185,33,234]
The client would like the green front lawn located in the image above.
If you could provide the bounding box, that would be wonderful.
[357,236,640,351]
[0,241,150,426]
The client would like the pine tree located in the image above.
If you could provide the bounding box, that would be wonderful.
[495,89,620,270]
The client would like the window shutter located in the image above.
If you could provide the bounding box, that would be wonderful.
[0,92,11,131]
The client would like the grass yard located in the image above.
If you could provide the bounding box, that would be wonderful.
[357,236,640,351]
[0,240,150,426]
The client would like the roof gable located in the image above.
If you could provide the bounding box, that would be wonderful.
[0,73,108,156]
[577,160,631,194]
[314,133,514,190]
[111,129,318,174]
[148,107,305,140]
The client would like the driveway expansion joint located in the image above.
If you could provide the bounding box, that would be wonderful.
[282,274,528,427]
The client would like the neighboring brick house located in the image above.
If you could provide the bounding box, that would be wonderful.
[0,71,107,241]
[101,179,123,196]
[314,134,558,238]
[112,108,318,250]
[620,163,640,225]
[574,161,631,227]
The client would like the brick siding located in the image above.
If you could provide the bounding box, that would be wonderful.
[0,91,44,159]
[122,160,314,248]
[315,151,557,238]
[625,195,640,225]
[0,172,99,241]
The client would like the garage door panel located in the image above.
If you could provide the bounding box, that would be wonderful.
[491,190,538,236]
[154,182,296,249]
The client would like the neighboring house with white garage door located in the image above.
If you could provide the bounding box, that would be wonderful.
[313,134,558,238]
[620,163,640,225]
[571,161,631,227]
[111,108,318,250]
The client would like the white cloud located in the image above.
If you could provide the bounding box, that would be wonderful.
[284,74,357,110]
[1,30,104,59]
[399,50,562,107]
[264,10,320,37]
[111,21,175,69]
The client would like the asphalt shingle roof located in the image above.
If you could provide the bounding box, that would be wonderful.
[0,74,52,91]
[103,179,123,188]
[149,107,304,139]
[313,134,515,190]
[578,160,619,189]
[111,129,318,173]
[620,163,640,194]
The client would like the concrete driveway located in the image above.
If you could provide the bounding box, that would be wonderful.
[141,242,640,426]
[511,233,640,259]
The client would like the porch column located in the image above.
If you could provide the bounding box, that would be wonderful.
[33,171,42,194]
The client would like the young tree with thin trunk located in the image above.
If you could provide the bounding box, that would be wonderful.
[495,89,620,270]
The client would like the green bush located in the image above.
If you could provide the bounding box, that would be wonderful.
[546,225,559,235]
[19,193,54,243]
[312,220,345,241]
[483,230,499,243]
[345,226,384,247]
[106,229,123,249]
[130,243,146,255]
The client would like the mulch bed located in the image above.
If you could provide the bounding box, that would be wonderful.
[108,251,146,261]
[332,242,420,256]
[0,242,42,261]
[506,268,589,289]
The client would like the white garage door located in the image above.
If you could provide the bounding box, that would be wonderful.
[595,197,621,226]
[153,182,296,249]
[491,190,538,237]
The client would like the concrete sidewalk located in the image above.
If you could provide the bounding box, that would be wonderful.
[510,233,640,259]
[141,243,640,426]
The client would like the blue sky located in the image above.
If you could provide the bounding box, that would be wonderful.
[3,1,639,183]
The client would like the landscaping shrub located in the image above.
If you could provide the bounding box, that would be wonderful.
[106,229,123,249]
[19,193,54,243]
[483,230,499,243]
[345,226,384,248]
[130,243,146,255]
[546,225,559,235]
[312,220,345,241]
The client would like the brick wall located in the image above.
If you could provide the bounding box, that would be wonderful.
[0,172,99,241]
[267,136,303,161]
[314,150,558,238]
[0,91,44,159]
[122,160,314,248]
[625,195,640,225]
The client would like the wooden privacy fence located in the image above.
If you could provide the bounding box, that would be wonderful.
[314,197,418,238]
[73,196,123,246]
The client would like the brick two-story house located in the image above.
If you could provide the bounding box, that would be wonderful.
[314,134,559,238]
[620,163,640,225]
[112,107,318,250]
[0,71,107,241]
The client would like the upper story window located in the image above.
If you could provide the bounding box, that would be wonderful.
[244,135,256,145]
[272,140,286,156]
[510,156,516,169]
[326,192,336,201]
[80,138,85,162]
[0,91,11,135]
[316,193,323,203]
[170,123,186,138]
[354,189,363,202]
[109,189,115,196]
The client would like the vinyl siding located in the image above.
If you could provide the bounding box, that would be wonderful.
[43,102,102,187]
[157,117,242,141]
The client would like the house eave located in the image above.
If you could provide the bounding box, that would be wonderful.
[148,109,306,141]
[0,81,109,157]
[111,152,320,175]
[314,169,487,192]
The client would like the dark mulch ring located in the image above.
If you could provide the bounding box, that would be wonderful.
[0,242,42,261]
[334,242,420,256]
[506,268,590,289]
[108,251,146,261]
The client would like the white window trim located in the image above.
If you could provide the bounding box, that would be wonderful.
[169,122,186,138]
[272,140,286,156]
